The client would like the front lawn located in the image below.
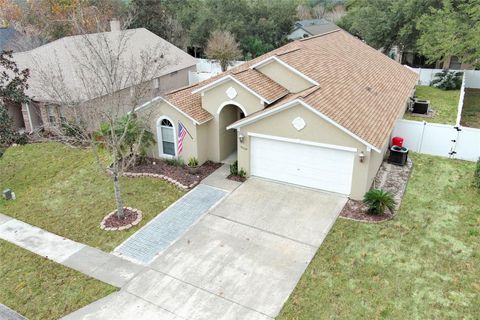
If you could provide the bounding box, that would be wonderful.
[0,240,116,319]
[404,86,460,124]
[279,154,479,319]
[461,88,480,128]
[0,142,184,251]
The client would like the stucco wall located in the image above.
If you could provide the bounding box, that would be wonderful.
[157,66,195,94]
[201,80,264,116]
[256,62,312,93]
[200,79,265,162]
[141,100,200,163]
[237,103,377,200]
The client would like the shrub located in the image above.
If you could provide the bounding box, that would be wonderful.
[474,158,480,189]
[188,157,199,167]
[431,70,463,90]
[230,160,238,176]
[238,168,246,178]
[165,157,184,167]
[15,133,28,145]
[363,189,396,215]
[62,121,85,140]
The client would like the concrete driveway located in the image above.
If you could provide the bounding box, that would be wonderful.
[66,178,346,320]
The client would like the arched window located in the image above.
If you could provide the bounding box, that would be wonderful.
[157,117,176,157]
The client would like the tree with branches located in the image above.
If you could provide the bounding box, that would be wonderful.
[205,30,242,72]
[31,19,171,219]
[0,50,30,145]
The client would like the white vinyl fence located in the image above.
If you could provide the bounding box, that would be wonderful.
[392,119,480,161]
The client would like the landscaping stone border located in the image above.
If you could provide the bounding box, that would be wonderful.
[100,207,143,231]
[106,169,198,190]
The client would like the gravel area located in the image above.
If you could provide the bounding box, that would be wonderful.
[340,157,413,222]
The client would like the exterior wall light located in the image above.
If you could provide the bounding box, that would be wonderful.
[238,133,245,143]
[359,151,366,163]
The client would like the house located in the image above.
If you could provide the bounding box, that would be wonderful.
[137,30,417,200]
[287,19,340,40]
[7,22,197,133]
[0,26,17,52]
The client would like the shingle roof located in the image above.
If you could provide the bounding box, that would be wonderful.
[164,30,417,149]
[12,28,197,103]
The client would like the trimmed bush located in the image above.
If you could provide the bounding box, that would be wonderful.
[431,70,463,90]
[363,189,396,215]
[230,160,238,176]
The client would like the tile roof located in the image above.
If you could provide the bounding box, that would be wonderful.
[164,30,418,149]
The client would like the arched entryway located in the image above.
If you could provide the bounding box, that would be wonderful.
[218,102,246,163]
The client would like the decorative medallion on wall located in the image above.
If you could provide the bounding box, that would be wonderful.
[292,117,306,131]
[226,87,237,99]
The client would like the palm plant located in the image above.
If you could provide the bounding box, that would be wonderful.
[363,189,396,215]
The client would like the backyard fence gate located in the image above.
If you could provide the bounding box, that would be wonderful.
[392,119,480,162]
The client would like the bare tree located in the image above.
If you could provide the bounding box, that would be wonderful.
[205,30,242,72]
[31,19,172,219]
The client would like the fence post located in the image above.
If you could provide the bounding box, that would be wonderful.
[418,121,427,153]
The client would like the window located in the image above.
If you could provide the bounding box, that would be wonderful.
[449,56,462,70]
[47,105,56,124]
[160,118,175,156]
[59,107,67,124]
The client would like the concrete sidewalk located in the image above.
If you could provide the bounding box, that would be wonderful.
[0,213,142,287]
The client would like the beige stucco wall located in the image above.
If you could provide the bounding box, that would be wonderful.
[237,103,379,200]
[256,61,312,93]
[140,100,200,163]
[157,66,195,94]
[201,80,264,116]
[199,79,265,162]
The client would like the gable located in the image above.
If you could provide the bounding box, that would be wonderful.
[252,57,316,93]
[200,79,265,116]
[241,103,366,151]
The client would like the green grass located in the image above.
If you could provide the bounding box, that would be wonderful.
[461,88,480,128]
[404,86,460,124]
[0,239,117,319]
[0,142,184,251]
[279,153,480,319]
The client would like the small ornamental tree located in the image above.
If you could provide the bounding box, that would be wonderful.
[431,70,463,90]
[0,50,30,145]
[205,30,242,72]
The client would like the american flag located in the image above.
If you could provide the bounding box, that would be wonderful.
[178,121,187,154]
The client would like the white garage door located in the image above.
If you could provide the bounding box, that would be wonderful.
[250,135,355,195]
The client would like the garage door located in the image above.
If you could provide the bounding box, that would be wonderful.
[250,135,355,195]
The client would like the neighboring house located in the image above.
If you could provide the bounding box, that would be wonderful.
[7,23,197,133]
[392,48,473,70]
[287,19,340,40]
[137,30,417,200]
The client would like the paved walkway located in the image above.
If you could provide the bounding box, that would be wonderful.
[0,213,142,288]
[0,303,27,320]
[114,184,227,265]
[64,179,346,320]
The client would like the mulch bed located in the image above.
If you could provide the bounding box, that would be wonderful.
[100,207,143,231]
[340,158,413,223]
[340,200,394,222]
[129,158,222,186]
[227,174,246,182]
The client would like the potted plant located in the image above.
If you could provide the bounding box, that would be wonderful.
[363,189,396,215]
[187,157,199,174]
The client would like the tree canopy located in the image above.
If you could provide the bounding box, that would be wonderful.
[417,0,480,68]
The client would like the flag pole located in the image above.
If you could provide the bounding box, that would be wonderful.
[179,121,193,139]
